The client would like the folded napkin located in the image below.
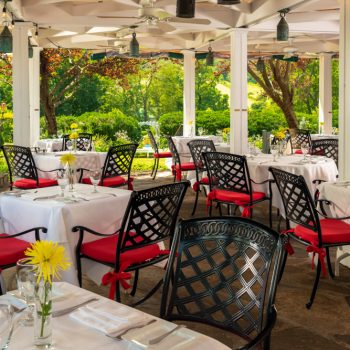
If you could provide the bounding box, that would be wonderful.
[21,188,60,200]
[73,191,114,201]
[70,299,149,335]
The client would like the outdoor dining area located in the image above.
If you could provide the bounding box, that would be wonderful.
[1,0,350,349]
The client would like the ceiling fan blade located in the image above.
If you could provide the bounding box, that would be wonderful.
[168,17,211,25]
[157,21,176,32]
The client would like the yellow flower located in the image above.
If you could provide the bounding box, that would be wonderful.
[274,131,285,140]
[188,121,193,125]
[69,132,78,140]
[60,153,76,166]
[25,241,71,284]
[223,128,230,134]
[71,123,78,129]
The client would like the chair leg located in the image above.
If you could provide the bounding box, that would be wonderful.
[130,279,163,308]
[130,269,139,297]
[115,279,121,303]
[269,199,272,228]
[151,158,156,178]
[191,189,199,216]
[76,256,83,287]
[326,247,335,279]
[278,250,288,283]
[218,203,223,216]
[0,273,5,295]
[306,260,322,309]
[153,158,159,180]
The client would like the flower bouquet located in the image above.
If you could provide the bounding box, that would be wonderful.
[60,153,77,192]
[24,241,70,348]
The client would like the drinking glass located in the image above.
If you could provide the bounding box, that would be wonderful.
[89,169,101,193]
[0,302,13,350]
[16,258,36,326]
[83,140,91,152]
[198,127,204,136]
[270,144,279,162]
[66,140,73,151]
[56,170,68,197]
[301,143,310,162]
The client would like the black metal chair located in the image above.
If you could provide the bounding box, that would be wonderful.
[62,133,93,151]
[311,138,338,166]
[187,139,216,216]
[81,143,137,190]
[160,217,283,350]
[2,145,59,190]
[167,136,196,182]
[269,167,350,309]
[148,130,172,180]
[73,181,189,305]
[0,227,47,295]
[203,152,272,227]
[288,129,311,154]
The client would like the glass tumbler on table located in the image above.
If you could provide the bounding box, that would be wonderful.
[270,144,279,162]
[89,169,101,193]
[66,140,73,152]
[301,143,310,162]
[0,302,13,350]
[57,170,68,197]
[16,258,36,326]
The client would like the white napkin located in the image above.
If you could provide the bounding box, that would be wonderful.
[73,191,113,201]
[70,299,149,335]
[21,187,60,200]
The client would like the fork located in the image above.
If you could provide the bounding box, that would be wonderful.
[148,324,185,345]
[106,319,157,340]
[52,297,98,317]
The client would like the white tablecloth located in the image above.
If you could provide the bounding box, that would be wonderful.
[4,282,230,350]
[318,182,350,269]
[33,151,107,179]
[35,139,63,152]
[0,184,131,285]
[311,134,338,140]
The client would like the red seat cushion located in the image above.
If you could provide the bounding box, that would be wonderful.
[81,235,163,266]
[294,219,350,246]
[14,178,58,189]
[175,162,196,171]
[82,176,132,188]
[193,177,209,192]
[0,234,31,266]
[154,152,172,158]
[294,149,303,154]
[209,189,266,204]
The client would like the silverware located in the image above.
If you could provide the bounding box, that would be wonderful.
[107,319,157,341]
[148,324,185,345]
[33,194,58,201]
[71,194,89,201]
[52,297,98,317]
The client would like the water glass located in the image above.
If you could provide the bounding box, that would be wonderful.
[16,258,36,326]
[301,143,310,162]
[0,302,13,350]
[83,140,91,152]
[57,170,68,197]
[66,140,73,151]
[89,169,101,193]
[270,144,279,162]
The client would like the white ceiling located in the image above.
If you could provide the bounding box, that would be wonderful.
[6,0,340,56]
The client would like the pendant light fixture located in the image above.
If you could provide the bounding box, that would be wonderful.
[277,9,289,42]
[217,0,241,4]
[256,57,264,72]
[206,40,214,66]
[176,0,195,18]
[129,26,139,57]
[0,0,12,53]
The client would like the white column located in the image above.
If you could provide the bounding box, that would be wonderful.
[29,47,41,146]
[339,1,350,180]
[12,22,32,146]
[230,29,248,154]
[182,50,196,136]
[318,53,333,135]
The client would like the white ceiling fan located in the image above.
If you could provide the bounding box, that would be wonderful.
[97,0,211,33]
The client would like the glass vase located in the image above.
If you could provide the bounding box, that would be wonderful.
[73,139,77,153]
[65,165,76,192]
[34,280,52,349]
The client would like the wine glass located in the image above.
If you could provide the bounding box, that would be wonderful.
[56,170,68,197]
[83,140,91,152]
[16,258,36,326]
[198,127,204,136]
[89,169,101,193]
[270,144,279,162]
[66,140,73,152]
[0,302,13,349]
[301,143,310,162]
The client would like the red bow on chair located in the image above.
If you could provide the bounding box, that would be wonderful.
[101,271,132,300]
[280,229,295,255]
[306,246,327,277]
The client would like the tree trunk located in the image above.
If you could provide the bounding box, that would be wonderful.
[280,103,298,129]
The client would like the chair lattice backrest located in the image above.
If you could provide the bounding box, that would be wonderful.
[161,217,282,340]
[2,145,38,184]
[288,129,311,152]
[148,130,159,153]
[63,133,93,151]
[188,139,216,172]
[167,136,181,167]
[311,139,338,166]
[269,167,321,234]
[102,144,138,181]
[204,152,251,195]
[116,182,189,267]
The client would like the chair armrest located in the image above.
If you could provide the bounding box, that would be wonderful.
[0,227,47,240]
[251,179,275,186]
[315,199,350,220]
[36,167,63,173]
[72,226,119,237]
[312,179,326,185]
[236,306,277,350]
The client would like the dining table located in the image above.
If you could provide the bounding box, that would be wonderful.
[34,138,63,152]
[317,181,350,274]
[2,282,230,350]
[0,184,132,285]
